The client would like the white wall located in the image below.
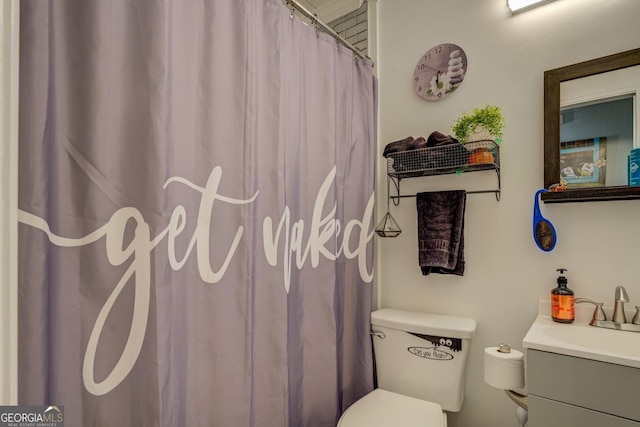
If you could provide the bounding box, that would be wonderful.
[371,0,640,426]
[0,0,19,405]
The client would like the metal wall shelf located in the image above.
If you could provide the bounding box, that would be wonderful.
[385,139,501,201]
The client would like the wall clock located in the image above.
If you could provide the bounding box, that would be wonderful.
[413,43,467,101]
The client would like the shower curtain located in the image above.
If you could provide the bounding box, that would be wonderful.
[17,1,376,426]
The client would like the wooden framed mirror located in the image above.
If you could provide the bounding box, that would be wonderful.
[542,48,640,202]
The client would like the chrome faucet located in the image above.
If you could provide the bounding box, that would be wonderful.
[577,286,640,333]
[574,298,606,325]
[633,306,640,325]
[612,285,629,323]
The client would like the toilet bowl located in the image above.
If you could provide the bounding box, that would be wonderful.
[337,308,476,427]
[337,388,446,427]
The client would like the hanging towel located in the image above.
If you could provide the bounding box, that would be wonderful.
[416,190,466,276]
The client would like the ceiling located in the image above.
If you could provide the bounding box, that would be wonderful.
[295,0,364,23]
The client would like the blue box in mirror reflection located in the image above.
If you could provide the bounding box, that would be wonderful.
[630,149,640,186]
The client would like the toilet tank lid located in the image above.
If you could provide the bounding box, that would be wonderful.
[371,308,476,339]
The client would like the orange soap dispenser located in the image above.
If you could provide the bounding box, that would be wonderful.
[551,268,575,323]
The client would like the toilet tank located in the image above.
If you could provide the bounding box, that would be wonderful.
[371,308,476,412]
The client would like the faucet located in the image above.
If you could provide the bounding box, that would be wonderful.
[612,285,629,323]
[577,286,640,333]
[575,298,606,325]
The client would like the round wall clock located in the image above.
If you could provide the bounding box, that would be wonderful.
[413,43,467,101]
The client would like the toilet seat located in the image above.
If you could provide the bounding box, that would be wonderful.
[337,388,446,427]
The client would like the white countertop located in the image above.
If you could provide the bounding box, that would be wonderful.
[522,300,640,368]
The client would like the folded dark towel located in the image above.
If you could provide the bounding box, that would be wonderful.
[383,136,427,157]
[413,132,469,170]
[384,132,459,157]
[383,136,413,157]
[385,132,468,172]
[416,190,466,276]
[426,131,459,147]
[412,136,427,150]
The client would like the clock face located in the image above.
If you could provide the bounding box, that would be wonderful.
[413,43,467,101]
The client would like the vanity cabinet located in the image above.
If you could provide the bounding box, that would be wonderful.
[527,349,640,427]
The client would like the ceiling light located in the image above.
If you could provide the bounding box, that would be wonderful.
[508,0,555,13]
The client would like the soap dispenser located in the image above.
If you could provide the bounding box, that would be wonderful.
[551,268,574,323]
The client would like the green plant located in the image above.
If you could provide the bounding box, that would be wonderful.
[452,105,505,143]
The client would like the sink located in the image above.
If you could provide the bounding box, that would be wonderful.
[542,321,640,358]
[522,301,640,368]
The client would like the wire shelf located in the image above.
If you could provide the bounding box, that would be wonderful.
[384,139,502,201]
[386,140,500,179]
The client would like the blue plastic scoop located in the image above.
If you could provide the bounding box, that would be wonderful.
[533,189,557,252]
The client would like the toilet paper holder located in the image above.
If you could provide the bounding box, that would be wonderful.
[496,344,528,409]
[506,390,528,427]
[492,344,528,426]
[497,343,513,353]
[505,389,527,410]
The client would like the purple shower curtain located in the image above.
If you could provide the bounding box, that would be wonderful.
[17,1,376,426]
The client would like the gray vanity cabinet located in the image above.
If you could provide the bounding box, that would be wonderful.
[527,349,640,427]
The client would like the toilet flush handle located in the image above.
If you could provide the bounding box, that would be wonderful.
[370,330,386,339]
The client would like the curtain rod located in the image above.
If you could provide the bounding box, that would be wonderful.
[284,0,371,63]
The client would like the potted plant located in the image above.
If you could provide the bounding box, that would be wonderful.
[452,105,505,143]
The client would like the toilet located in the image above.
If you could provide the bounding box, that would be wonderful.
[338,308,477,427]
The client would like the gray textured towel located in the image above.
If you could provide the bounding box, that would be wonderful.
[416,190,466,276]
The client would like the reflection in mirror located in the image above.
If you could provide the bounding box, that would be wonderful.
[543,48,640,202]
[561,96,633,188]
[560,64,639,189]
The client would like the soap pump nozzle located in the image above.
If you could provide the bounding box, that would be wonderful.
[556,268,568,285]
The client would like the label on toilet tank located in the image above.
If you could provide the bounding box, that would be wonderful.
[407,333,462,361]
[408,346,454,360]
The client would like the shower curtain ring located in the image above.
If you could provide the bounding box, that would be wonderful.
[288,1,295,19]
[313,14,320,35]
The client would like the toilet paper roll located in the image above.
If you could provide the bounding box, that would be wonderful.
[484,346,525,390]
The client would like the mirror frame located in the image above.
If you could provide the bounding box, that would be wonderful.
[543,47,640,202]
